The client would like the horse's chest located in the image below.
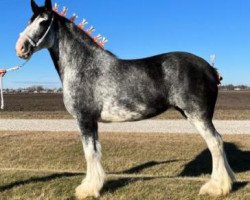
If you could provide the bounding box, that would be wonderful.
[62,70,79,117]
[63,88,77,117]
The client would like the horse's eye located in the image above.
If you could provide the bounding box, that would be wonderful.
[40,20,49,26]
[40,13,49,20]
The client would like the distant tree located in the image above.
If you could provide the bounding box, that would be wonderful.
[227,84,235,90]
[16,88,22,93]
[219,84,249,91]
[238,85,248,90]
[27,85,45,93]
[57,88,63,93]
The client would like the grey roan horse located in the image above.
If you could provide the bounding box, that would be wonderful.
[16,0,235,199]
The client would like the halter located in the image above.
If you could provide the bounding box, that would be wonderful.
[0,14,54,110]
[20,16,55,48]
[0,17,55,110]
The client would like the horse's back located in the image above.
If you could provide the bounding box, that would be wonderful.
[118,51,219,97]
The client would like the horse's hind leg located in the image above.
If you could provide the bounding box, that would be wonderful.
[186,114,235,196]
[75,118,105,199]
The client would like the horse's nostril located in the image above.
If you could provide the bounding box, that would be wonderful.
[19,45,28,54]
[22,46,27,53]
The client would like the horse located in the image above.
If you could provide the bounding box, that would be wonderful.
[16,0,235,199]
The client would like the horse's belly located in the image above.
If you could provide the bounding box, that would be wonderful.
[100,104,146,122]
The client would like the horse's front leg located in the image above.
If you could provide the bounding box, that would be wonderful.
[75,117,105,199]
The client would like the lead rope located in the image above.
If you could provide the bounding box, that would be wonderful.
[0,59,30,110]
[0,75,4,109]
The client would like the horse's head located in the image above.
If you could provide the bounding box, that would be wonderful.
[16,0,55,59]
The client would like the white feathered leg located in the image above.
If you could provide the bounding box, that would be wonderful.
[190,119,235,196]
[75,139,105,199]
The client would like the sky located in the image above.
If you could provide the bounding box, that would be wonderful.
[0,0,249,88]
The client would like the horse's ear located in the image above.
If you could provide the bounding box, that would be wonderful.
[31,0,39,14]
[45,0,52,11]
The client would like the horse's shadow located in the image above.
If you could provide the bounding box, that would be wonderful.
[180,142,250,176]
[0,160,178,193]
[103,159,181,193]
[179,142,250,192]
[0,142,249,194]
[104,142,250,193]
[0,172,83,192]
[117,159,180,174]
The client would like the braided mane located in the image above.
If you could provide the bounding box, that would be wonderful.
[53,3,108,48]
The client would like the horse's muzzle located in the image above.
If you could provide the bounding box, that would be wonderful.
[16,37,33,59]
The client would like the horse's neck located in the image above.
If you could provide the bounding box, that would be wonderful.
[49,18,106,81]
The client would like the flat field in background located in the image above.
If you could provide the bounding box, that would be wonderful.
[0,91,249,119]
[0,132,249,199]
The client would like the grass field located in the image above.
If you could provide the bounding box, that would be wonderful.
[0,90,250,120]
[0,131,249,199]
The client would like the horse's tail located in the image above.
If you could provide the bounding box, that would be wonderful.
[211,67,223,85]
[217,72,223,85]
[209,54,222,85]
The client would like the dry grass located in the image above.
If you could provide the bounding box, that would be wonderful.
[1,91,250,120]
[0,131,249,199]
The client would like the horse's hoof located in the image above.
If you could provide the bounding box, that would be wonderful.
[75,183,100,199]
[199,179,231,197]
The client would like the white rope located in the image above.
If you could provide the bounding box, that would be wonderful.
[0,59,30,110]
[0,76,4,110]
[6,66,22,72]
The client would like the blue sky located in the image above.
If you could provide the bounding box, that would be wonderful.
[0,0,249,88]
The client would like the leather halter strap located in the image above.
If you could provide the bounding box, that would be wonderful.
[20,16,54,47]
